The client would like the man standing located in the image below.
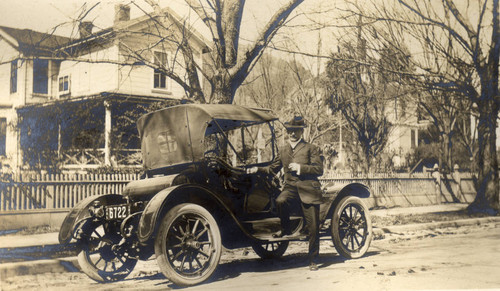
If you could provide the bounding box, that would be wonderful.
[249,116,324,271]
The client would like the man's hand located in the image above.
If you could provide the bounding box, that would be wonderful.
[246,167,259,174]
[288,162,300,173]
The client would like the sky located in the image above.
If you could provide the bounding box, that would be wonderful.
[0,0,292,38]
[0,0,195,36]
[0,0,332,71]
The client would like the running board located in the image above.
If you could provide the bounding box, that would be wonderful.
[253,232,308,242]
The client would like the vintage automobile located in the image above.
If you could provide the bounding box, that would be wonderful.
[59,104,373,286]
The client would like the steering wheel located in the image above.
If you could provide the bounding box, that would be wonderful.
[205,156,246,175]
[248,168,282,190]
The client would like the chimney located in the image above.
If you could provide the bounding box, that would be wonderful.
[114,4,131,24]
[79,21,93,39]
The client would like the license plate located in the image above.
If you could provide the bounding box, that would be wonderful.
[105,204,129,220]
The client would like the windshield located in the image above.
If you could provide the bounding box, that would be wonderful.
[204,120,277,167]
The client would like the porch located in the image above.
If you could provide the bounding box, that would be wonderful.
[16,93,179,171]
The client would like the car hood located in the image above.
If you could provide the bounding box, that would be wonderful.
[122,175,176,198]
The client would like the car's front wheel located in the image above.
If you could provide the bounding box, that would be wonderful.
[77,220,137,282]
[331,196,372,259]
[155,203,222,287]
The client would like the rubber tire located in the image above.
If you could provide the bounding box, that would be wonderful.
[331,196,373,259]
[251,240,289,259]
[155,203,222,287]
[77,221,137,282]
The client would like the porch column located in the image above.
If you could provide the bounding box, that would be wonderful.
[57,124,62,159]
[104,101,111,166]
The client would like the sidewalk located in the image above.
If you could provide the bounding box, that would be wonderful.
[1,203,499,280]
[370,203,469,217]
[0,203,469,249]
[0,232,60,249]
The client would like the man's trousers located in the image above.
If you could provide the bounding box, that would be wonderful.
[276,184,320,263]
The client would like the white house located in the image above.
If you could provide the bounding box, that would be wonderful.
[0,4,208,172]
[384,94,423,168]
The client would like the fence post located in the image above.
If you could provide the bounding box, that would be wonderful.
[46,181,55,210]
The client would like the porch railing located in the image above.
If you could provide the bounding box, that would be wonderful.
[60,149,142,169]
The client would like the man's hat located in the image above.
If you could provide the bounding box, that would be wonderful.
[284,116,306,129]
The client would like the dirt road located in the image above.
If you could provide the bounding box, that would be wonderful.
[1,223,499,291]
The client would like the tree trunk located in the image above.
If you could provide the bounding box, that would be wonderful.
[212,82,233,104]
[180,42,205,103]
[468,98,500,214]
[208,68,234,104]
[469,0,500,213]
[439,130,462,202]
[438,133,444,171]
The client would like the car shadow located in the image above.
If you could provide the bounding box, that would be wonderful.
[128,250,381,289]
[222,253,345,275]
[167,253,353,289]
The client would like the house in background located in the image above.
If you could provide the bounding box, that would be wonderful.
[0,4,208,172]
[384,94,424,169]
[0,25,70,170]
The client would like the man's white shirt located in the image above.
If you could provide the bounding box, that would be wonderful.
[288,138,302,175]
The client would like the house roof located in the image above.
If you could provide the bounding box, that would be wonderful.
[0,5,208,57]
[61,5,208,53]
[16,92,178,112]
[0,26,70,56]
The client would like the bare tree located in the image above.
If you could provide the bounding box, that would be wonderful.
[51,1,305,104]
[138,0,305,104]
[416,80,471,174]
[325,40,392,174]
[342,0,499,213]
[237,52,341,146]
[236,53,295,111]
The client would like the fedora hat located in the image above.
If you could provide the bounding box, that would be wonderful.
[284,116,306,129]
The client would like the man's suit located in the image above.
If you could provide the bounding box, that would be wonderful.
[262,139,324,263]
[272,140,324,203]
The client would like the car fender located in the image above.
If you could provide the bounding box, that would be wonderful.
[137,184,245,244]
[58,194,127,244]
[320,182,371,222]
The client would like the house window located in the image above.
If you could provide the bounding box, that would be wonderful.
[33,59,49,94]
[0,118,6,156]
[153,51,169,90]
[58,75,70,95]
[10,60,17,94]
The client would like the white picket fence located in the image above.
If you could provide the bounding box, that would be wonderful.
[0,173,140,212]
[0,172,476,213]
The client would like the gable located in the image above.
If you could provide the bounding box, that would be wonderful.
[0,26,70,56]
[62,6,208,58]
[114,6,208,49]
[0,37,21,60]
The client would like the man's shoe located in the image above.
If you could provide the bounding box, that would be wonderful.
[309,262,319,271]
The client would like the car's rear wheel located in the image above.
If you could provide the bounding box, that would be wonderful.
[77,220,137,282]
[155,203,222,287]
[251,240,289,259]
[331,196,372,259]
